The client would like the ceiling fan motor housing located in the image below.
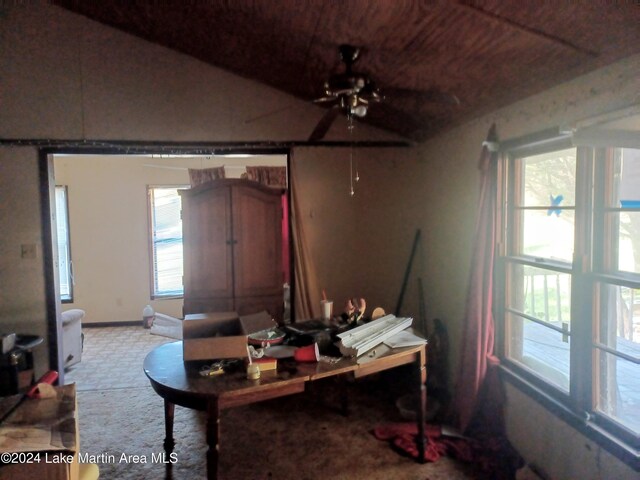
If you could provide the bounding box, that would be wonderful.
[309,44,383,140]
[325,73,368,96]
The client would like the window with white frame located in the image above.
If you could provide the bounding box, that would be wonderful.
[55,186,73,303]
[499,133,640,457]
[148,186,187,298]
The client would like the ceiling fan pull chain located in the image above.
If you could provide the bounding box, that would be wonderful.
[349,115,355,196]
[350,153,354,196]
[354,122,360,183]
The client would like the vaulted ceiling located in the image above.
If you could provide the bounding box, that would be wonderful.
[56,1,640,142]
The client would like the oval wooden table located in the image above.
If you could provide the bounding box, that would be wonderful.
[144,341,427,480]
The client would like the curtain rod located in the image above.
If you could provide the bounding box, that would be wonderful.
[565,103,640,131]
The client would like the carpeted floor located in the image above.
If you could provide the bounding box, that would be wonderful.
[65,326,484,480]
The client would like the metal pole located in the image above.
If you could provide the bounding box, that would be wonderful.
[395,229,421,316]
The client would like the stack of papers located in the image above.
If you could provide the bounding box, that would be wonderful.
[336,314,413,357]
[383,330,427,348]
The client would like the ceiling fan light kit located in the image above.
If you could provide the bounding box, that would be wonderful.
[309,44,459,196]
[309,44,458,142]
[309,44,383,142]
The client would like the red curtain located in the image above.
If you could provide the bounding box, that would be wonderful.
[454,124,501,434]
[281,193,290,284]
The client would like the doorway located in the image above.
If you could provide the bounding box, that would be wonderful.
[47,151,290,381]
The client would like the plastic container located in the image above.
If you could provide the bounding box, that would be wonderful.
[142,305,155,329]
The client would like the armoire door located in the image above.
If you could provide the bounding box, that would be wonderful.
[181,185,234,314]
[181,179,286,319]
[231,184,283,316]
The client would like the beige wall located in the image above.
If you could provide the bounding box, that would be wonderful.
[1,3,638,478]
[291,146,421,316]
[0,147,50,377]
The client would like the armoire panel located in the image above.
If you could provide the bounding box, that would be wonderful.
[181,179,285,321]
[232,184,283,299]
[181,186,233,301]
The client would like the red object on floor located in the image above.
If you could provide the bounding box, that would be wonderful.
[374,422,523,480]
[373,423,474,463]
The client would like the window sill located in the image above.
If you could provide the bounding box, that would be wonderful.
[150,295,183,301]
[500,364,639,471]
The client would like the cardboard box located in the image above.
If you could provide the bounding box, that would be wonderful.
[182,311,275,362]
[239,310,277,336]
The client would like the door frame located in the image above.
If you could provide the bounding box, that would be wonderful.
[39,146,293,381]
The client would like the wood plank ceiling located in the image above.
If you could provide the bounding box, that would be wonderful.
[56,1,640,142]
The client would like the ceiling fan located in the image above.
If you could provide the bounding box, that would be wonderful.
[308,44,460,141]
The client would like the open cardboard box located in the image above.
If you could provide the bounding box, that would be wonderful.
[182,311,275,362]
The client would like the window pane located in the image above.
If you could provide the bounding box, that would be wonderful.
[516,148,576,262]
[520,148,576,207]
[594,283,640,435]
[604,211,640,275]
[155,241,183,295]
[614,147,640,208]
[608,148,640,274]
[597,283,640,349]
[595,350,640,435]
[150,187,185,297]
[507,312,570,391]
[55,186,72,302]
[522,209,574,261]
[507,263,572,327]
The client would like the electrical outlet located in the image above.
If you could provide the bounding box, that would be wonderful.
[21,244,37,259]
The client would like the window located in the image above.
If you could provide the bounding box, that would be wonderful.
[499,133,640,459]
[592,146,640,445]
[148,186,187,298]
[55,186,73,302]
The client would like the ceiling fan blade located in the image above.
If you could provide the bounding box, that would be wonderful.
[384,87,460,107]
[313,96,338,104]
[308,105,341,142]
[243,105,293,124]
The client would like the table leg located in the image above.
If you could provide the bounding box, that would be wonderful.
[416,347,427,463]
[338,374,349,416]
[206,397,220,480]
[163,400,175,454]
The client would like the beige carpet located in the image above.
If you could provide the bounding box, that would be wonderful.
[66,326,484,480]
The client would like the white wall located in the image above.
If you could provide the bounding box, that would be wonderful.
[54,154,288,324]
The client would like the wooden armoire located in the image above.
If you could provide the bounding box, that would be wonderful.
[180,179,284,321]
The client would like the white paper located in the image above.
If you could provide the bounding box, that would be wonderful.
[383,330,426,348]
[337,315,413,356]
